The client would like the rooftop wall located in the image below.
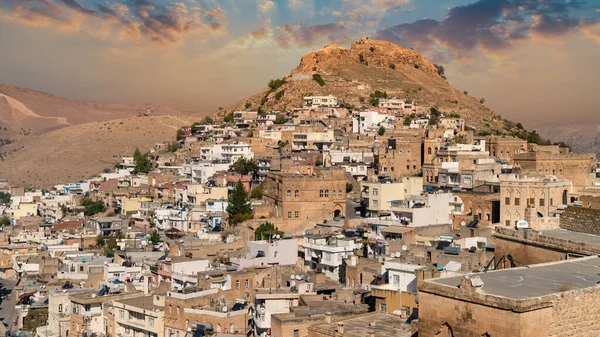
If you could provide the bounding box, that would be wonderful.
[559,207,600,235]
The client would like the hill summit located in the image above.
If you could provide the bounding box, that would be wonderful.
[217,38,506,131]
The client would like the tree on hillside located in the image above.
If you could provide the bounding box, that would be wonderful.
[224,112,234,123]
[95,235,105,247]
[133,148,152,174]
[103,238,119,256]
[274,115,288,125]
[148,229,161,245]
[176,129,185,141]
[378,126,386,136]
[254,222,280,240]
[231,157,258,175]
[0,216,10,227]
[227,181,252,226]
[0,191,11,204]
[80,197,106,216]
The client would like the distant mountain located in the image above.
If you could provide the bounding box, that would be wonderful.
[0,83,204,187]
[0,115,199,187]
[535,124,600,157]
[216,38,508,132]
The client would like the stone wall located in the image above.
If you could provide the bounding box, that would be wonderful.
[495,227,600,256]
[559,206,600,235]
[548,287,600,336]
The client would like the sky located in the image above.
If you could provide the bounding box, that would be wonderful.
[0,0,599,125]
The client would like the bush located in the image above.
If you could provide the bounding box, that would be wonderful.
[251,187,263,200]
[245,102,251,109]
[275,89,285,101]
[80,197,106,216]
[403,113,416,126]
[516,122,524,130]
[480,97,486,104]
[223,112,234,123]
[312,74,325,86]
[389,63,396,69]
[378,126,385,136]
[346,183,353,193]
[268,78,285,91]
[274,115,288,124]
[176,129,185,141]
[133,148,152,174]
[231,157,258,175]
[0,216,10,227]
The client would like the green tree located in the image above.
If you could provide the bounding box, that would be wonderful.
[346,183,354,193]
[167,142,179,152]
[80,197,106,216]
[176,129,185,141]
[60,204,68,215]
[0,216,10,227]
[0,192,10,204]
[245,102,251,109]
[275,89,286,100]
[378,126,386,136]
[133,148,152,174]
[274,115,288,124]
[231,157,258,175]
[224,112,234,123]
[148,229,161,245]
[255,222,276,240]
[96,235,105,247]
[312,74,325,86]
[315,158,323,166]
[250,187,263,200]
[227,181,252,226]
[103,238,118,256]
[268,78,285,91]
[202,116,214,125]
[516,122,524,130]
[403,113,416,126]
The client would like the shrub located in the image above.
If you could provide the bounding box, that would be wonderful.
[274,115,288,124]
[378,126,385,136]
[312,74,325,86]
[268,78,285,91]
[223,112,234,123]
[251,187,263,200]
[346,183,353,193]
[389,63,396,69]
[245,102,251,109]
[275,89,285,100]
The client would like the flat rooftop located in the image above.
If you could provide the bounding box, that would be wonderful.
[116,295,163,311]
[540,229,600,247]
[429,256,600,300]
[310,312,411,337]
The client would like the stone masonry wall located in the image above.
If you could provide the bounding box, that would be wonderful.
[559,206,600,235]
[549,287,600,337]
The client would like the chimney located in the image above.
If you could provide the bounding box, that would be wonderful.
[325,312,332,323]
[337,322,344,334]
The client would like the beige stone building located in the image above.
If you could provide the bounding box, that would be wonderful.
[418,256,600,337]
[262,167,347,228]
[513,150,597,191]
[374,136,422,179]
[360,177,423,215]
[486,136,528,164]
[500,175,572,227]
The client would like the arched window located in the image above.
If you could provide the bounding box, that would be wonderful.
[319,190,324,197]
[186,320,190,330]
[58,304,63,313]
[294,190,299,198]
[332,190,336,197]
[176,306,180,316]
[428,147,432,155]
[338,190,342,197]
[286,190,291,197]
[325,190,329,197]
[169,304,172,314]
[236,280,240,289]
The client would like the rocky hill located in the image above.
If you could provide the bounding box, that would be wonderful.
[0,115,198,187]
[535,124,600,157]
[0,83,187,143]
[216,38,507,131]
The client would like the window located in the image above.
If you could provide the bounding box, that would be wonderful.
[186,320,189,330]
[295,190,299,198]
[176,332,180,337]
[539,198,545,206]
[325,190,329,197]
[505,197,510,205]
[393,275,399,285]
[169,305,172,314]
[58,304,63,313]
[464,177,472,185]
[372,200,379,207]
[236,280,240,289]
[528,198,535,206]
[379,303,387,312]
[514,198,520,206]
[338,190,342,197]
[287,190,291,197]
[177,306,180,315]
[287,212,292,219]
[149,318,155,327]
[550,198,554,205]
[84,304,91,312]
[294,329,300,337]
[399,150,403,155]
[372,188,379,196]
[295,211,299,218]
[245,279,249,288]
[428,147,432,154]
[125,327,131,335]
[319,190,324,197]
[332,190,336,197]
[407,150,411,155]
[323,252,331,261]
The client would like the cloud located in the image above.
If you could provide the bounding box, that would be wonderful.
[0,0,227,44]
[375,0,598,60]
[275,23,351,49]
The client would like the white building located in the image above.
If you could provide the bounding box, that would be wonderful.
[171,258,210,290]
[390,192,452,227]
[302,235,357,281]
[352,110,395,134]
[303,95,338,108]
[379,260,423,292]
[199,142,254,162]
[253,282,315,335]
[230,239,298,270]
[378,98,404,109]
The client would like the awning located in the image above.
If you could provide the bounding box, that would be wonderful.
[19,292,35,299]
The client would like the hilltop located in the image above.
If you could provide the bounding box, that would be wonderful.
[216,38,507,131]
[0,115,198,187]
[0,83,187,143]
[535,123,600,157]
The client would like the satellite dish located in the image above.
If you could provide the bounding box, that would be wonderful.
[290,274,296,281]
[222,306,228,313]
[393,310,402,316]
[259,305,266,314]
[205,275,210,279]
[306,276,312,283]
[516,220,529,229]
[401,245,407,251]
[460,221,466,227]
[296,275,302,280]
